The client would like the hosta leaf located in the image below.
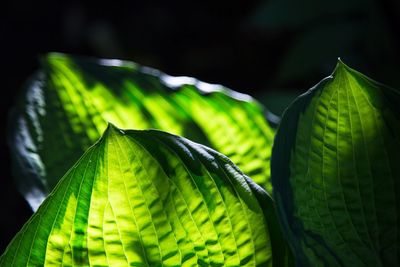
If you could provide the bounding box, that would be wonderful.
[9,53,274,210]
[271,59,400,266]
[2,124,280,266]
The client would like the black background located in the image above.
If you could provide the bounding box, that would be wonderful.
[1,0,399,253]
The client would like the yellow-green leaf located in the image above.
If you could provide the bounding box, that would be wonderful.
[9,53,275,210]
[2,125,277,266]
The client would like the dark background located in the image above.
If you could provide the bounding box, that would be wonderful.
[1,0,399,253]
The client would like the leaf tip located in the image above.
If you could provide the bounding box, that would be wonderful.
[332,57,353,78]
[104,122,125,139]
[335,57,346,69]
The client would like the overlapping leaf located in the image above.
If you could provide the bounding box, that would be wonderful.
[2,125,279,266]
[9,53,275,210]
[271,60,400,266]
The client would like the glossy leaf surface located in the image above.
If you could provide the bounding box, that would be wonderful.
[271,60,400,266]
[9,53,274,210]
[2,125,277,266]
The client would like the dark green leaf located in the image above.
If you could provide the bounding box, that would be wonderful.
[271,59,400,266]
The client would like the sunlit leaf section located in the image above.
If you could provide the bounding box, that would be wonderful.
[1,125,272,266]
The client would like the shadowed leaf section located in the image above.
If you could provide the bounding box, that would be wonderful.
[271,60,400,266]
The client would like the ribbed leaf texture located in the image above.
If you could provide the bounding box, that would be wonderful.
[271,60,400,266]
[2,125,281,266]
[9,53,275,210]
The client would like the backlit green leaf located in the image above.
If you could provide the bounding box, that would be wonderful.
[2,124,277,266]
[9,53,275,210]
[271,59,400,266]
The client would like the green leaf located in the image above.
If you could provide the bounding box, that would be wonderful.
[271,59,400,266]
[9,53,275,210]
[2,124,280,266]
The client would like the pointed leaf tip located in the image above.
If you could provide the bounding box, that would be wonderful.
[104,122,125,138]
[333,57,349,75]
